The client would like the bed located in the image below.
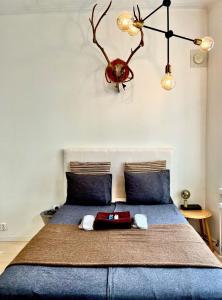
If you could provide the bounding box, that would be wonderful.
[1,148,222,300]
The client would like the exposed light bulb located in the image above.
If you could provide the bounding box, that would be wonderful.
[117,12,133,32]
[127,24,140,36]
[161,71,175,91]
[200,36,214,52]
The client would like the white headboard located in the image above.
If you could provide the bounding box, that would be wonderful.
[64,147,174,200]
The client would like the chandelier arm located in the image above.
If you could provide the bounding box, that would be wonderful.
[142,4,164,22]
[167,6,169,31]
[167,6,170,65]
[143,25,166,34]
[172,33,195,43]
[143,26,196,44]
[167,39,170,65]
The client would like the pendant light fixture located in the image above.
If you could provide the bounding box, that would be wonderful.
[117,0,214,91]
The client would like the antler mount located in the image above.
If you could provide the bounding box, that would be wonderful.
[89,1,144,92]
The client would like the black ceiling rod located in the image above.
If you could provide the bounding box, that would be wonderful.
[167,5,170,65]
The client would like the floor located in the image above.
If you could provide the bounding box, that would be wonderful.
[0,242,27,275]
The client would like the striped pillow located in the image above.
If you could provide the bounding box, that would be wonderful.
[124,160,166,173]
[70,162,111,175]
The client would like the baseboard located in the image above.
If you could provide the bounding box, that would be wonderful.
[0,236,31,242]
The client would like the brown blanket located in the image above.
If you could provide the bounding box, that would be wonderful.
[10,224,222,268]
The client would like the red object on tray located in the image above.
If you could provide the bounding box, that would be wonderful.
[94,211,132,230]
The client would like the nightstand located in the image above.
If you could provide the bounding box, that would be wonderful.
[180,209,213,251]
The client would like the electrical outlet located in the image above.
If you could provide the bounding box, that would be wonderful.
[0,223,8,231]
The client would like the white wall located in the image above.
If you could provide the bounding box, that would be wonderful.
[206,0,222,241]
[0,6,207,240]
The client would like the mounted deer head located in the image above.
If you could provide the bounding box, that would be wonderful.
[89,1,144,92]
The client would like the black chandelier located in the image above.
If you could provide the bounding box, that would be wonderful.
[117,0,214,90]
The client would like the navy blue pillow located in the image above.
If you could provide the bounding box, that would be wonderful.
[124,170,171,205]
[66,173,112,206]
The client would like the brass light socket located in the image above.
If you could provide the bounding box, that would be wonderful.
[194,38,202,46]
[133,21,144,29]
[165,64,172,74]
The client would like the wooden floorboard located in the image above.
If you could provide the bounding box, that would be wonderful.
[0,242,27,274]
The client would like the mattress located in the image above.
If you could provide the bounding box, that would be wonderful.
[1,203,222,300]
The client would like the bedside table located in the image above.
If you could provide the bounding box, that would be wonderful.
[180,209,213,251]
